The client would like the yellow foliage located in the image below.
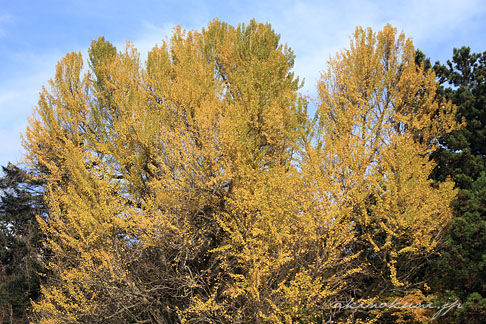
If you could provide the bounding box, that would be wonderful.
[24,22,458,323]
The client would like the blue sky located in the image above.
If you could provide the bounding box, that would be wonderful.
[1,0,485,167]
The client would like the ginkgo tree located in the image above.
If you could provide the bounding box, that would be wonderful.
[309,25,460,322]
[24,20,459,324]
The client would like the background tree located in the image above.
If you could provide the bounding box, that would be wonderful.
[0,164,46,323]
[427,47,486,324]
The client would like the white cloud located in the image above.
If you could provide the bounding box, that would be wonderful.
[388,0,482,38]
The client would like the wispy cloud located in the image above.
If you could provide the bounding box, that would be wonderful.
[0,122,27,166]
[119,21,175,63]
[243,0,486,103]
[0,49,64,166]
[0,12,13,38]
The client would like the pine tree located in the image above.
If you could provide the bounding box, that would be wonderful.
[429,47,486,324]
[0,164,46,323]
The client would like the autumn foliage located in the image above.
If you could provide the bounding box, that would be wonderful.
[23,20,459,323]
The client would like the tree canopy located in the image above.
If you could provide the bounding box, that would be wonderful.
[21,20,460,323]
